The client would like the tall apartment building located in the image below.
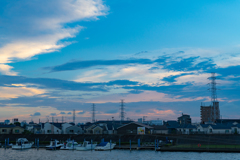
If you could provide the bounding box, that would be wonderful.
[201,102,220,123]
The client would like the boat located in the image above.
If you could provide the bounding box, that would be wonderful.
[76,141,97,151]
[12,138,34,150]
[60,141,78,150]
[95,142,116,151]
[46,140,63,150]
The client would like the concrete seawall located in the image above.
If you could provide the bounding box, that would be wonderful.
[1,134,240,144]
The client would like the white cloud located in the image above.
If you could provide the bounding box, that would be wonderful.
[0,85,46,100]
[85,91,208,103]
[0,0,108,75]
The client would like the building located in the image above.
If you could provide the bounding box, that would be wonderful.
[201,102,220,123]
[164,120,179,134]
[176,124,197,134]
[178,113,191,125]
[65,126,83,134]
[41,122,62,134]
[85,124,107,134]
[117,122,154,134]
[0,125,24,134]
[138,118,143,123]
[153,125,168,134]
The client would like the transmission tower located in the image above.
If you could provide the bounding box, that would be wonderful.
[92,103,96,123]
[120,99,126,123]
[73,109,75,125]
[208,72,219,121]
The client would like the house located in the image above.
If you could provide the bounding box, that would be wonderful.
[41,122,62,134]
[153,125,168,134]
[85,124,107,134]
[164,121,179,134]
[196,124,210,134]
[12,126,24,134]
[62,123,73,134]
[32,125,42,134]
[207,124,232,134]
[176,124,197,134]
[0,125,24,134]
[117,122,154,134]
[65,125,83,134]
[0,125,16,134]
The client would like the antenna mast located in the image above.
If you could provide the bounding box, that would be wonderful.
[92,103,96,123]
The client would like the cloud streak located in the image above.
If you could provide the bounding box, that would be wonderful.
[0,0,108,75]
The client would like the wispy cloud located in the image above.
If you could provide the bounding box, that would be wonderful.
[0,0,108,75]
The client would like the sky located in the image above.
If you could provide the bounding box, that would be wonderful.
[0,0,240,123]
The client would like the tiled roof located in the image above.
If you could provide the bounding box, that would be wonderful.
[0,125,16,128]
[117,122,153,129]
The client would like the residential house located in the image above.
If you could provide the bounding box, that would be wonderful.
[176,124,197,134]
[0,125,16,134]
[153,125,168,134]
[62,123,73,134]
[164,121,179,134]
[207,124,232,134]
[0,125,24,134]
[65,125,83,134]
[117,122,154,134]
[85,124,107,134]
[41,122,62,134]
[12,126,24,134]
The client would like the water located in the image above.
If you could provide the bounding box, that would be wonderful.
[0,149,240,160]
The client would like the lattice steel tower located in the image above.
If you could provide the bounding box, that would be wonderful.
[208,72,220,121]
[92,103,96,123]
[120,99,125,123]
[73,109,76,125]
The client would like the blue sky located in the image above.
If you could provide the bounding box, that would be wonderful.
[0,0,240,123]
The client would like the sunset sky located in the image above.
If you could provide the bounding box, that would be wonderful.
[0,0,240,123]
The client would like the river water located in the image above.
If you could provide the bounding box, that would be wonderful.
[0,149,240,160]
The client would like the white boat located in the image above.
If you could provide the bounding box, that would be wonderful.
[60,141,78,150]
[12,138,34,150]
[95,142,116,151]
[76,141,97,151]
[46,140,63,150]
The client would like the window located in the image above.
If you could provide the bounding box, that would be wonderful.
[47,130,51,133]
[198,129,200,132]
[15,129,19,133]
[209,129,212,133]
[225,130,229,133]
[2,129,7,132]
[70,130,74,133]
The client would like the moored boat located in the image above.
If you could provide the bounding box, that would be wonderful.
[12,138,34,150]
[95,142,116,151]
[76,141,97,151]
[46,140,63,150]
[60,140,78,150]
